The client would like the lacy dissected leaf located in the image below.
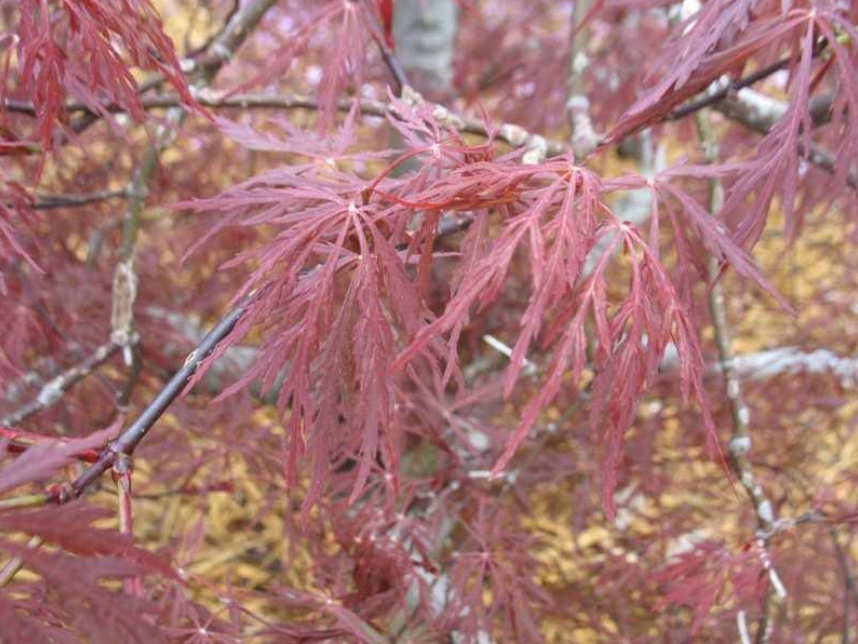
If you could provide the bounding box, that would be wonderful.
[0,541,170,644]
[0,425,115,495]
[8,0,193,164]
[444,500,550,642]
[227,0,373,131]
[716,12,858,247]
[187,94,768,521]
[0,594,63,644]
[0,504,178,580]
[390,158,740,515]
[656,540,769,635]
[0,182,40,295]
[607,8,808,143]
[177,108,508,509]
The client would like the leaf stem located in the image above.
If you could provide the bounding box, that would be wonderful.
[113,453,142,596]
[0,494,50,512]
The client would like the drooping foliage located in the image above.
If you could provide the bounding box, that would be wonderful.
[1,0,857,641]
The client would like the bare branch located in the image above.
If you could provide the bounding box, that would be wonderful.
[56,297,251,503]
[566,0,600,158]
[0,342,122,427]
[31,190,129,210]
[713,88,855,189]
[695,110,781,644]
[360,0,410,96]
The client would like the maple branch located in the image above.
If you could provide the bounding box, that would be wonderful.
[658,344,858,386]
[5,90,569,159]
[57,298,250,503]
[195,0,278,84]
[359,0,409,95]
[566,0,601,158]
[160,91,569,156]
[0,341,123,427]
[719,346,858,384]
[0,0,276,156]
[713,88,855,189]
[670,58,832,123]
[110,134,166,370]
[109,0,279,420]
[696,111,781,644]
[146,211,474,399]
[46,0,279,503]
[31,189,130,210]
[0,535,43,589]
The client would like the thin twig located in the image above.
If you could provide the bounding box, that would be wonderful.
[54,299,251,504]
[155,92,569,156]
[0,535,43,589]
[695,110,781,644]
[30,189,130,210]
[4,89,570,158]
[0,494,51,512]
[113,453,142,596]
[566,0,601,158]
[669,38,832,123]
[64,0,280,506]
[359,0,409,95]
[671,58,797,122]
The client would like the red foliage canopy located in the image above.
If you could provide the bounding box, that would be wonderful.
[0,0,857,641]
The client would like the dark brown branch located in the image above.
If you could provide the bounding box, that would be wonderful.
[715,90,856,189]
[32,189,129,210]
[669,38,831,123]
[671,57,794,122]
[0,3,281,594]
[4,85,569,158]
[142,92,569,157]
[49,205,472,502]
[56,298,251,503]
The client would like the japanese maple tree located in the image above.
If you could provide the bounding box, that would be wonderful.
[1,0,857,641]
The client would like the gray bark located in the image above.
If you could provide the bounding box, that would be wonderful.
[392,0,459,98]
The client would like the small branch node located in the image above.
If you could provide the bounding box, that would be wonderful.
[498,123,528,147]
[757,499,775,525]
[523,135,548,165]
[728,435,752,456]
[36,378,65,407]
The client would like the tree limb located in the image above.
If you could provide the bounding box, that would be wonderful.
[696,110,781,644]
[0,342,123,427]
